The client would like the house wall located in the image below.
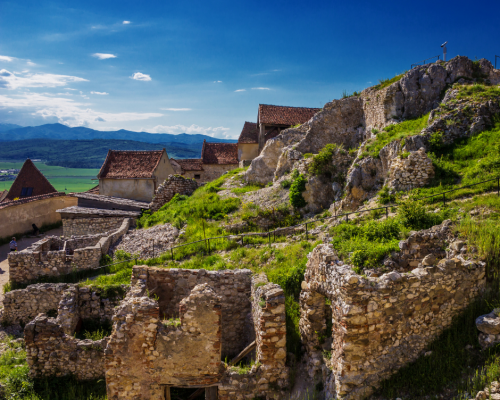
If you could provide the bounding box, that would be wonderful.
[0,195,77,239]
[152,151,175,185]
[200,164,239,182]
[238,143,259,161]
[99,178,155,202]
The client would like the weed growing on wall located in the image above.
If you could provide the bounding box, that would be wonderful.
[308,144,341,178]
[289,170,307,208]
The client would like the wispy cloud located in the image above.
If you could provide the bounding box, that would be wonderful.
[92,53,117,60]
[64,88,77,90]
[131,72,151,81]
[150,124,232,138]
[0,92,162,127]
[0,69,88,90]
[234,89,246,92]
[0,55,15,62]
[160,108,191,111]
[91,91,109,95]
[213,80,222,83]
[26,61,36,66]
[123,21,131,24]
[252,87,271,90]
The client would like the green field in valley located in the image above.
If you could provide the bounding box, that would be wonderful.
[0,161,99,193]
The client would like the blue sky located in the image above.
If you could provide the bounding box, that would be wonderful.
[0,0,499,139]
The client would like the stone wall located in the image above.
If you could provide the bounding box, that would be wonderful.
[62,216,127,237]
[2,282,126,326]
[218,273,289,400]
[3,283,72,325]
[388,148,435,191]
[8,219,130,284]
[149,174,199,212]
[131,266,252,358]
[299,222,486,400]
[104,281,223,399]
[25,314,107,380]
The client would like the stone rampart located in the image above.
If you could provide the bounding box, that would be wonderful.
[131,266,252,358]
[25,314,107,380]
[8,219,130,284]
[149,174,199,212]
[299,222,486,400]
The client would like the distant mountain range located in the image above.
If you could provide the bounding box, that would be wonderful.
[0,139,202,169]
[0,123,237,145]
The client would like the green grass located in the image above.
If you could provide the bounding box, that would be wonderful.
[0,161,99,193]
[375,71,406,90]
[231,183,263,194]
[362,113,430,158]
[414,117,500,203]
[456,84,500,101]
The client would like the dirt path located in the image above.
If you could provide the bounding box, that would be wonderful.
[0,227,63,304]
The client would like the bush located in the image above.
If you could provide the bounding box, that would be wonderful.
[289,173,307,208]
[280,179,292,189]
[378,186,396,205]
[397,197,447,230]
[308,144,339,177]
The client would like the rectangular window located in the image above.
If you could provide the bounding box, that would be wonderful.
[194,174,201,179]
[21,187,34,197]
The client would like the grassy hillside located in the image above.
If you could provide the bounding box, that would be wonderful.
[0,139,201,169]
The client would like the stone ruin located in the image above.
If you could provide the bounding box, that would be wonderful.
[388,147,434,191]
[299,220,486,399]
[7,218,130,285]
[149,174,199,212]
[16,266,288,400]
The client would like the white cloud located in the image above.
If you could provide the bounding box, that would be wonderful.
[123,21,131,24]
[0,69,88,90]
[131,72,151,81]
[26,61,36,66]
[92,53,117,60]
[234,89,246,92]
[213,80,222,83]
[64,88,77,90]
[0,55,15,62]
[252,87,271,90]
[160,108,191,111]
[0,92,163,127]
[91,91,109,95]
[150,124,231,138]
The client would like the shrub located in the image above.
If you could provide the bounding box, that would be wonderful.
[397,197,447,230]
[289,174,307,208]
[308,144,339,177]
[400,151,410,159]
[429,131,445,152]
[378,186,396,205]
[280,179,292,189]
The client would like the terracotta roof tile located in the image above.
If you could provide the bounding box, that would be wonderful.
[98,150,165,179]
[85,185,100,194]
[5,159,57,201]
[171,158,204,171]
[202,141,238,165]
[258,104,320,126]
[238,122,258,144]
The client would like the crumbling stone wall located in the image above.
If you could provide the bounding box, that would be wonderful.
[104,280,223,399]
[300,222,486,400]
[63,216,127,237]
[8,219,130,284]
[131,266,252,357]
[219,274,289,400]
[25,314,107,380]
[2,283,126,326]
[149,174,199,212]
[3,283,72,325]
[388,148,435,191]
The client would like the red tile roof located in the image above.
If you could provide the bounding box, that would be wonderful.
[258,104,320,126]
[5,159,57,201]
[171,158,204,171]
[238,122,259,144]
[98,150,165,179]
[202,141,239,165]
[85,185,100,194]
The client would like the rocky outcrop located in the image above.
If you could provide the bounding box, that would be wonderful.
[245,56,500,211]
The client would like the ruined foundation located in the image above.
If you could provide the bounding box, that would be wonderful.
[299,221,486,399]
